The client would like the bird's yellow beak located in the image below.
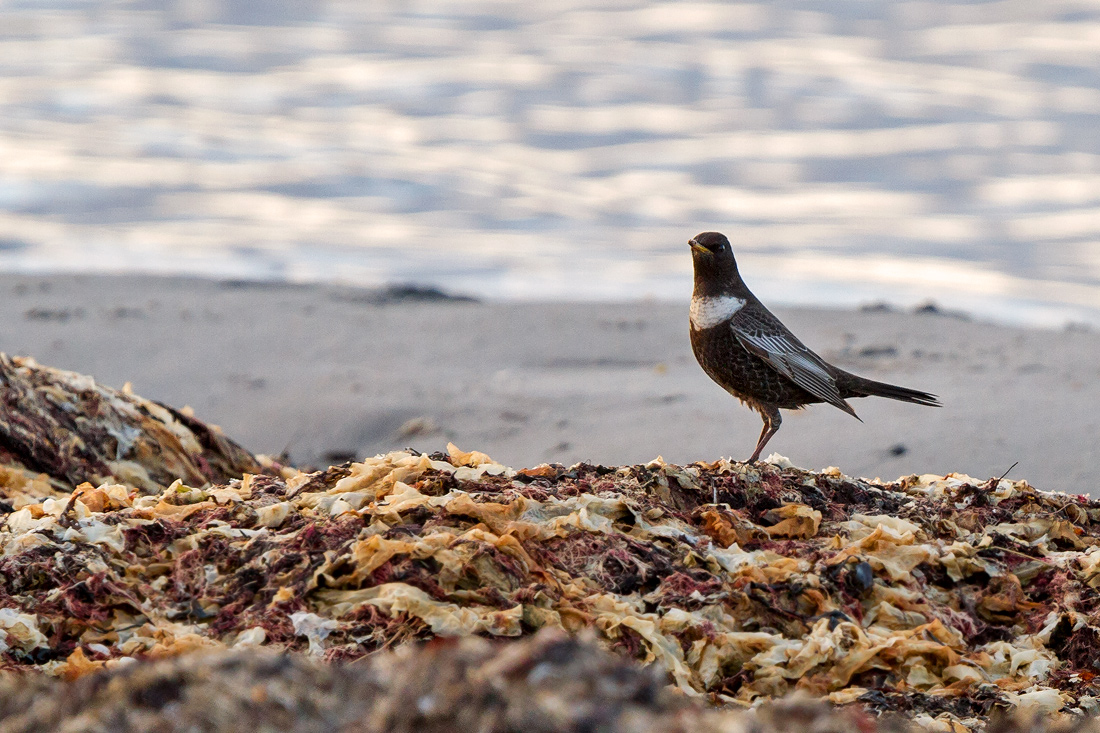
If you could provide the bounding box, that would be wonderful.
[689,240,709,255]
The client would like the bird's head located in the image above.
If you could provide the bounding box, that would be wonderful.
[689,232,734,258]
[689,232,742,291]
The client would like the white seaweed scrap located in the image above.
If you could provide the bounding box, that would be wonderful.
[290,612,342,657]
[0,608,49,653]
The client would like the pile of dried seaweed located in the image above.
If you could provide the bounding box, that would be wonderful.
[3,356,1100,732]
[0,354,262,497]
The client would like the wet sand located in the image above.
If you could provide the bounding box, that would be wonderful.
[1,273,1097,494]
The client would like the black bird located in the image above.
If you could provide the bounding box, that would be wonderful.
[688,232,940,463]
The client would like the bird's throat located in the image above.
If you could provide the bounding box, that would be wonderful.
[690,295,746,329]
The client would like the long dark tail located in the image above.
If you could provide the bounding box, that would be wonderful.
[847,376,941,407]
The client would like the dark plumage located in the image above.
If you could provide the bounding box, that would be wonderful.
[688,232,940,463]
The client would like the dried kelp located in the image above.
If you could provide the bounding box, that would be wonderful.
[0,354,263,494]
[3,445,1100,731]
[0,631,914,733]
[3,361,1100,731]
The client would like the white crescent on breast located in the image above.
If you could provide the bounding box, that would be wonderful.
[690,295,746,330]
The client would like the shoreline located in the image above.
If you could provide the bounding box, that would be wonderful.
[1,272,1097,494]
[3,266,1099,332]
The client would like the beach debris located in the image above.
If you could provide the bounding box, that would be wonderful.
[1,447,1099,730]
[3,359,1100,731]
[0,630,925,733]
[329,283,479,305]
[0,354,264,495]
[395,416,438,439]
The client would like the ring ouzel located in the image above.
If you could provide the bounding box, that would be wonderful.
[689,232,940,463]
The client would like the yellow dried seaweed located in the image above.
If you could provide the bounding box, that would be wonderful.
[763,504,822,538]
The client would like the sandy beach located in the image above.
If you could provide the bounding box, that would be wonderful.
[0,273,1096,494]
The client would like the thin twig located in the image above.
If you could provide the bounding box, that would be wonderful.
[996,461,1019,483]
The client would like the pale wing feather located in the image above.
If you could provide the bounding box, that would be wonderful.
[729,311,857,416]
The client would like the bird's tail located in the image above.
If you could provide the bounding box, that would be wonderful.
[848,377,941,407]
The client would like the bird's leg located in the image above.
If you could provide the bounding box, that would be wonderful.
[746,407,782,463]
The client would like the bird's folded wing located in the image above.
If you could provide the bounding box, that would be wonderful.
[730,312,858,417]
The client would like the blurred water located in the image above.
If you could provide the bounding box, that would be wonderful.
[1,0,1100,326]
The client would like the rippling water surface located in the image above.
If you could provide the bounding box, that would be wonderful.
[2,0,1100,326]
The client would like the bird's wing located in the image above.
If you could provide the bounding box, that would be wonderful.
[729,308,859,418]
